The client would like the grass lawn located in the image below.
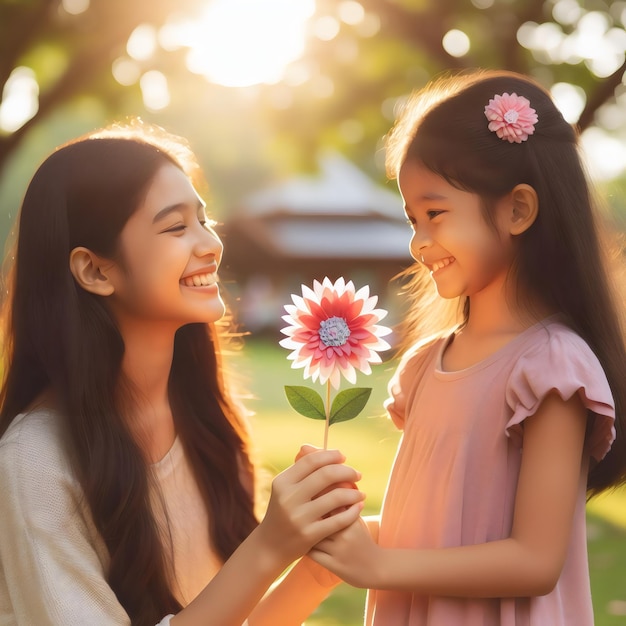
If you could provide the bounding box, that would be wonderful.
[235,338,626,626]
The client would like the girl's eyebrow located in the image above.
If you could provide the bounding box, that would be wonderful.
[420,192,447,201]
[152,200,205,224]
[405,193,447,211]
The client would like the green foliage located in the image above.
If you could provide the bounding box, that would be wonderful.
[2,0,626,196]
[587,515,626,626]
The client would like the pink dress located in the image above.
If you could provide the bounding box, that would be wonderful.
[367,317,615,625]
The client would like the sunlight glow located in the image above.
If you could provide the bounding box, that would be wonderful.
[338,1,365,25]
[0,67,39,133]
[581,127,626,181]
[517,10,626,78]
[61,0,89,16]
[442,29,470,57]
[552,0,583,26]
[127,24,158,61]
[140,71,170,111]
[164,0,315,88]
[112,57,141,86]
[550,82,586,124]
[312,15,341,41]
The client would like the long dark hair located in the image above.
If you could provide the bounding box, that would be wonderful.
[386,69,626,495]
[0,122,257,625]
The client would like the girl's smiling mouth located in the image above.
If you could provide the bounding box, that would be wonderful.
[429,257,455,274]
[180,271,218,288]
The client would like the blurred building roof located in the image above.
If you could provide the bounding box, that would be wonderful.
[222,152,412,270]
[242,152,403,219]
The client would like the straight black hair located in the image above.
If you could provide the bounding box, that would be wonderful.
[386,70,626,495]
[0,122,257,625]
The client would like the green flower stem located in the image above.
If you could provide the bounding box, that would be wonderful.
[324,380,331,449]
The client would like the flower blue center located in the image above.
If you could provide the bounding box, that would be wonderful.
[319,316,351,347]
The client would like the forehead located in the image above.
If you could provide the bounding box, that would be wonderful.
[398,161,452,200]
[140,163,200,213]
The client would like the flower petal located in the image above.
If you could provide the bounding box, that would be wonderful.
[279,276,393,388]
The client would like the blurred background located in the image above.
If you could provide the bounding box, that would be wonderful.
[1,0,625,623]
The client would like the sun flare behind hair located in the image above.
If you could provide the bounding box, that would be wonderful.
[164,0,314,87]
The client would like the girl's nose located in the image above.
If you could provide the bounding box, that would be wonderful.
[194,223,223,260]
[410,229,431,257]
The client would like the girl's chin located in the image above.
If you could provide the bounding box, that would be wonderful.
[433,286,462,300]
[203,302,226,324]
[183,303,226,326]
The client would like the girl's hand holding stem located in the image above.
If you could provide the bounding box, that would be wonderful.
[295,444,359,509]
[255,447,365,572]
[172,448,364,626]
[292,444,363,588]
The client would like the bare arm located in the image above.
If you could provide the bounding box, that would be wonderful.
[246,515,382,625]
[310,392,587,598]
[246,481,382,625]
[171,449,364,626]
[246,557,339,626]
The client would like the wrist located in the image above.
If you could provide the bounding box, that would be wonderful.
[354,545,388,590]
[370,547,406,591]
[375,547,391,589]
[245,524,292,578]
[299,555,342,588]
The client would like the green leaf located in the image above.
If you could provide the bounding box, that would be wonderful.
[284,386,326,420]
[329,387,372,425]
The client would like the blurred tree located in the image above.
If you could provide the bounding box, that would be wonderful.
[1,0,625,184]
[0,0,202,173]
[257,0,626,173]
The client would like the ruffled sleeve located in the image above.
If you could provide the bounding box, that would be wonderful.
[505,325,615,461]
[384,337,442,430]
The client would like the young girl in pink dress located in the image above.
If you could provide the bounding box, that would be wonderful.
[309,69,626,625]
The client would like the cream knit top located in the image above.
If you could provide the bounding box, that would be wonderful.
[0,408,244,626]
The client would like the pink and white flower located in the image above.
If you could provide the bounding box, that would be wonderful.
[484,92,538,143]
[279,277,392,389]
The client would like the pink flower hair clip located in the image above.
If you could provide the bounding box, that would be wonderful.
[484,92,538,143]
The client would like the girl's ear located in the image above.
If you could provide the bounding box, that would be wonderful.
[69,247,116,296]
[508,184,539,235]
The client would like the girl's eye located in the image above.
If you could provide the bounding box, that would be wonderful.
[426,209,444,219]
[164,224,186,233]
